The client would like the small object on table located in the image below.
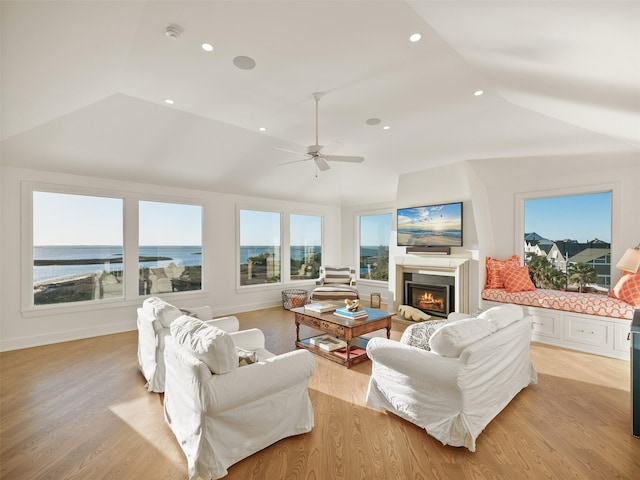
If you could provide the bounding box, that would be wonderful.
[370,293,381,308]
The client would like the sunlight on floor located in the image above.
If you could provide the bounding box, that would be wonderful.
[110,396,185,465]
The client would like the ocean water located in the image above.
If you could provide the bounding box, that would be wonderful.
[33,245,322,284]
[33,245,202,284]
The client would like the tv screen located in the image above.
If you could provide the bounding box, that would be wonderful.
[397,202,463,247]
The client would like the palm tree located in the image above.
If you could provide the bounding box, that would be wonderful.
[567,262,597,293]
[525,252,567,290]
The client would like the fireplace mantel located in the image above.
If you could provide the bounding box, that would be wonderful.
[393,255,470,315]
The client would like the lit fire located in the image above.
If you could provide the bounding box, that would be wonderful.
[417,291,444,310]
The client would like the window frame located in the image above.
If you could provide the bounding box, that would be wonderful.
[515,183,620,291]
[236,204,324,290]
[22,182,206,315]
[356,209,393,285]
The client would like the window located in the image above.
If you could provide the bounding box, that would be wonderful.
[239,209,281,286]
[359,213,392,281]
[29,187,205,309]
[139,201,203,295]
[523,191,612,292]
[289,214,322,281]
[33,192,124,305]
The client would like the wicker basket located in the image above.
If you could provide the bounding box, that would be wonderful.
[282,289,308,310]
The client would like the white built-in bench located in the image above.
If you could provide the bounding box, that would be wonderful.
[481,288,635,360]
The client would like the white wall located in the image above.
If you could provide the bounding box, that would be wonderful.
[0,166,341,351]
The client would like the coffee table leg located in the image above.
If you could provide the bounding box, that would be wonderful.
[295,314,300,342]
[386,325,391,339]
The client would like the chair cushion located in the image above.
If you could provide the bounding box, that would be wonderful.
[478,304,524,329]
[429,318,497,358]
[142,296,182,328]
[323,266,353,284]
[170,315,238,374]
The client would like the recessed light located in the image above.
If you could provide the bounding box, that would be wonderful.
[201,42,214,52]
[233,56,256,70]
[259,127,266,132]
[383,125,390,130]
[409,33,422,42]
[474,90,484,96]
[164,99,174,105]
[366,118,381,125]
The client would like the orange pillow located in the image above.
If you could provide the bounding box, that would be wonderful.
[502,265,536,293]
[610,271,640,307]
[485,255,520,289]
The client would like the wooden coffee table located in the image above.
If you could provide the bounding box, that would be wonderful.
[292,306,392,368]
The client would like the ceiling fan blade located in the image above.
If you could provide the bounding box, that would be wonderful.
[276,146,306,155]
[314,157,331,171]
[277,157,309,166]
[325,155,365,163]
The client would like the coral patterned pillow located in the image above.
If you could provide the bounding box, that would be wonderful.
[610,272,640,307]
[485,255,520,289]
[502,265,536,293]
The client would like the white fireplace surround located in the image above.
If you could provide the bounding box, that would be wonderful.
[393,255,470,316]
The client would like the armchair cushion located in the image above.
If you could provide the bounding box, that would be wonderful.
[170,315,238,375]
[478,304,525,329]
[321,266,355,285]
[429,317,497,358]
[143,296,182,328]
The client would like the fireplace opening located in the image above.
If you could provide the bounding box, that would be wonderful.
[405,283,450,317]
[403,272,455,318]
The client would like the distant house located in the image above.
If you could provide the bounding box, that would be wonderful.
[524,236,611,289]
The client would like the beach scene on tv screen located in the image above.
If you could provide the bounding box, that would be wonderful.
[397,203,462,246]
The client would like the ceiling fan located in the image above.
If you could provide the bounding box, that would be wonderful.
[277,92,365,173]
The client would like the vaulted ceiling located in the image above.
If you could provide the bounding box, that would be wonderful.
[2,1,638,205]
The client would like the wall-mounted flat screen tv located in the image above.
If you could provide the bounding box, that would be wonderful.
[397,202,463,247]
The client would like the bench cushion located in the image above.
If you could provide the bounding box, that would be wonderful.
[482,288,634,320]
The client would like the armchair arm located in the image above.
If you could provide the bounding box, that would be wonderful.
[366,337,460,386]
[203,316,239,333]
[205,350,315,413]
[229,328,266,351]
[315,276,325,286]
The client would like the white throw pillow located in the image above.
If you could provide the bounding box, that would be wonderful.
[446,312,472,323]
[143,296,182,328]
[170,315,238,374]
[478,304,524,330]
[429,318,497,358]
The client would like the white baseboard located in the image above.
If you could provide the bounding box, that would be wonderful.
[0,320,135,352]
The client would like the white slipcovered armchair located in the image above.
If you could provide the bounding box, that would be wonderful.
[164,316,316,480]
[137,296,240,392]
[366,305,537,452]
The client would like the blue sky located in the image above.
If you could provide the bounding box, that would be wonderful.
[524,192,611,243]
[33,193,202,246]
[361,213,392,246]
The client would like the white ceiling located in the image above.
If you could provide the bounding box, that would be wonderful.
[2,1,639,206]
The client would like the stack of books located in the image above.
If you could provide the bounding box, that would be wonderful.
[333,346,367,359]
[304,302,337,313]
[309,335,347,352]
[334,306,368,320]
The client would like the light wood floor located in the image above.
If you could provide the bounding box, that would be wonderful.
[1,306,638,479]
